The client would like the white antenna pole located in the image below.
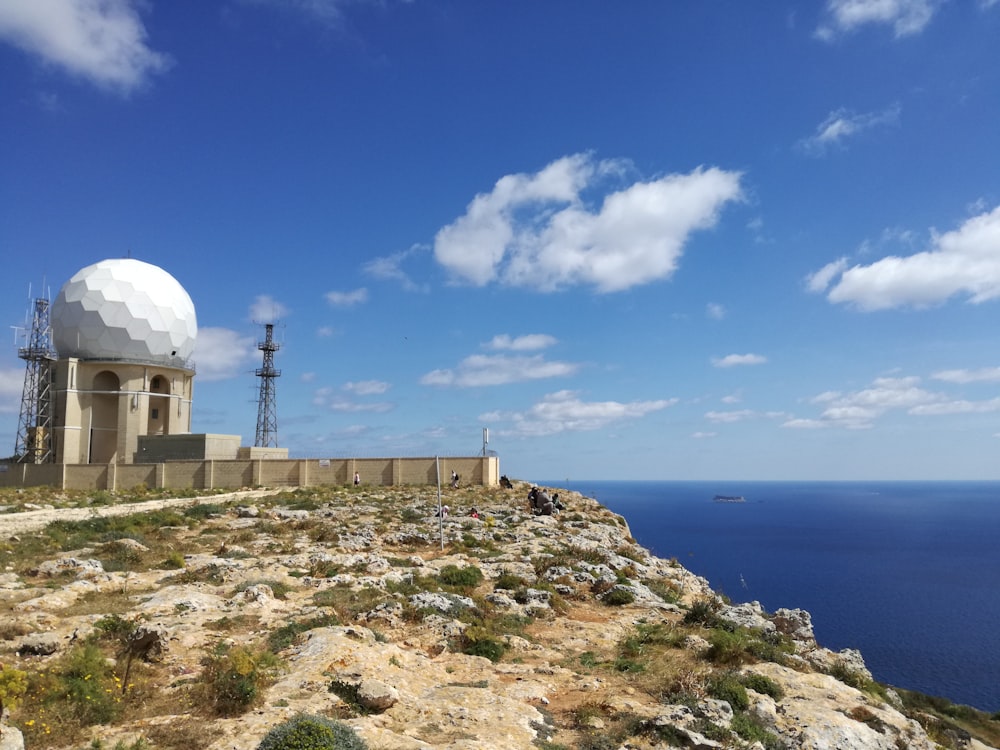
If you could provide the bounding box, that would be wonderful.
[436,456,444,550]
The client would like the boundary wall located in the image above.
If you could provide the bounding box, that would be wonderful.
[0,456,499,492]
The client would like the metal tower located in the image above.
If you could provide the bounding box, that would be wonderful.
[14,296,57,463]
[253,322,281,447]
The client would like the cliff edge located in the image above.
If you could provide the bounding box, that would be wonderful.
[0,482,997,750]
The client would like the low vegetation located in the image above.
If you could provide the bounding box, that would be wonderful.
[0,482,996,750]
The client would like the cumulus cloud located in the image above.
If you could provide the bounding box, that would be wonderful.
[343,380,390,395]
[363,245,429,293]
[813,205,1000,310]
[485,334,557,351]
[483,390,676,438]
[797,105,900,156]
[249,294,289,323]
[784,375,946,429]
[705,409,788,424]
[194,327,257,381]
[815,0,941,39]
[712,353,768,368]
[325,288,368,307]
[434,154,743,293]
[706,303,726,320]
[932,367,1000,383]
[805,257,849,293]
[0,0,171,94]
[421,353,578,388]
[312,386,393,413]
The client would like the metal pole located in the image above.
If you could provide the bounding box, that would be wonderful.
[435,456,444,550]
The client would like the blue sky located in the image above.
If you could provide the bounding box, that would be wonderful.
[2,0,1000,480]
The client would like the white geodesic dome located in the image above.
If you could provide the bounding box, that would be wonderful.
[51,258,197,365]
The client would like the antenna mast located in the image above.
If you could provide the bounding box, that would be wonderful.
[253,322,281,448]
[14,295,57,463]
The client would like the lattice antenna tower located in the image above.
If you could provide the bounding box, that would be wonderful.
[254,321,281,447]
[14,289,58,463]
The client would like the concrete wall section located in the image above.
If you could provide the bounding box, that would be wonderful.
[0,456,499,491]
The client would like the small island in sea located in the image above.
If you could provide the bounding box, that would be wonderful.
[713,493,746,503]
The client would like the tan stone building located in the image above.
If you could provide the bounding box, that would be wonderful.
[47,258,199,465]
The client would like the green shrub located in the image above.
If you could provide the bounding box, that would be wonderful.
[62,643,123,724]
[683,598,722,628]
[706,628,753,665]
[201,646,281,716]
[256,713,367,750]
[184,503,225,520]
[438,564,483,588]
[494,570,528,590]
[602,587,635,606]
[0,665,28,713]
[731,712,784,749]
[740,672,784,700]
[706,672,749,711]
[461,626,506,662]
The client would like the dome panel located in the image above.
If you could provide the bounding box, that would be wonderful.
[51,258,198,363]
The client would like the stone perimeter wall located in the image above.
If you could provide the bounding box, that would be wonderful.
[0,456,499,491]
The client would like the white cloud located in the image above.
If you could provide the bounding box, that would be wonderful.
[325,288,368,307]
[790,375,945,429]
[783,418,827,429]
[806,258,849,293]
[249,294,289,323]
[343,380,390,395]
[434,154,742,293]
[194,327,257,382]
[692,431,717,439]
[706,303,726,320]
[0,0,170,94]
[931,367,1000,384]
[910,398,1000,416]
[421,353,578,388]
[316,326,335,338]
[705,409,788,424]
[818,205,1000,310]
[328,399,393,413]
[721,392,742,404]
[484,390,676,438]
[485,334,557,352]
[363,245,429,293]
[816,0,941,39]
[797,105,900,156]
[705,409,757,423]
[712,353,768,368]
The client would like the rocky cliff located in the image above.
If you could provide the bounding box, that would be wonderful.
[0,482,997,750]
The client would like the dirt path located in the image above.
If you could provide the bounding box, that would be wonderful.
[0,488,280,539]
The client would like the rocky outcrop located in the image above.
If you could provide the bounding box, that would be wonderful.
[0,484,995,750]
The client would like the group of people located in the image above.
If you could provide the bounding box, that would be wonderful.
[527,485,564,516]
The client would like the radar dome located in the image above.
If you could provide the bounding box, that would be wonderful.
[52,258,197,365]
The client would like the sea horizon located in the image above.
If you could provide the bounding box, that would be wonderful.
[538,479,1000,713]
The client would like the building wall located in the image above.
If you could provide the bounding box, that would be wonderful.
[50,358,194,465]
[137,434,242,462]
[0,456,499,491]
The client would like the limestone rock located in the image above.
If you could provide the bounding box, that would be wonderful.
[18,632,61,656]
[357,679,399,712]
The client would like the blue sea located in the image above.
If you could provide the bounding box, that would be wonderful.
[542,480,1000,712]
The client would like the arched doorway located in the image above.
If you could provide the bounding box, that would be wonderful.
[147,375,171,435]
[90,370,120,463]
